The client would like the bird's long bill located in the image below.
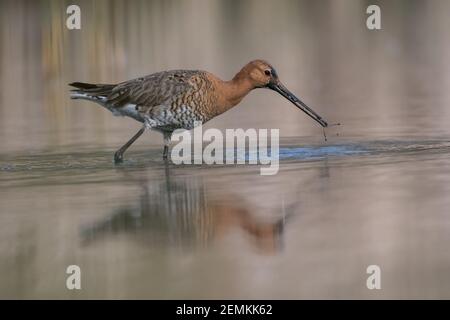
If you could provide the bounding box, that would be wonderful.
[269,82,328,127]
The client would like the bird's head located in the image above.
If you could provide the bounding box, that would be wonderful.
[240,59,328,127]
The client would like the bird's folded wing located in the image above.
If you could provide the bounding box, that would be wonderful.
[106,70,198,113]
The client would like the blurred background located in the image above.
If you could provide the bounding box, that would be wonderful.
[1,0,450,299]
[2,0,450,152]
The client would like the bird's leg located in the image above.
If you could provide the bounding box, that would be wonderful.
[114,126,146,163]
[162,131,172,160]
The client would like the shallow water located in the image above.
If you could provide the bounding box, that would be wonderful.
[2,0,450,299]
[2,137,450,299]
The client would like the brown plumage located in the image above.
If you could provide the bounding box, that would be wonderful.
[70,60,328,162]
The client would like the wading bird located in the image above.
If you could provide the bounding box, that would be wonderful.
[70,60,328,163]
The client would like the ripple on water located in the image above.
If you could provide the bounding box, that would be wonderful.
[279,144,367,160]
[1,139,450,176]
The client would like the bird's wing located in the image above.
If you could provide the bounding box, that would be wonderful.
[106,70,198,111]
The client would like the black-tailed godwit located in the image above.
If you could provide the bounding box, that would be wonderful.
[70,60,328,162]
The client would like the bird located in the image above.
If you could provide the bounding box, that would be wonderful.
[69,59,328,163]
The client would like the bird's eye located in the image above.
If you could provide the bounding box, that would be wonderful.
[264,70,271,76]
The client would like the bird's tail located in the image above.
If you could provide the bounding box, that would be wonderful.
[69,82,116,104]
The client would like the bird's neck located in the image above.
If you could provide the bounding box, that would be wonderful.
[214,71,255,115]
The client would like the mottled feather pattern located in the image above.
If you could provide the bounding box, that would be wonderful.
[71,70,219,132]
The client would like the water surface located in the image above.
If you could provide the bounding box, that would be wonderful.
[2,0,450,299]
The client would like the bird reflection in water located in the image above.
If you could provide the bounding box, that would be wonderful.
[81,165,298,254]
